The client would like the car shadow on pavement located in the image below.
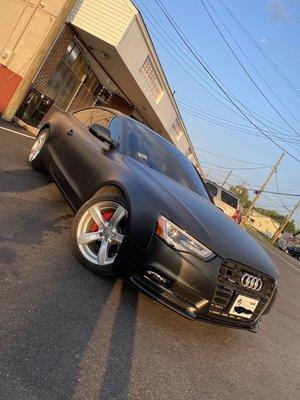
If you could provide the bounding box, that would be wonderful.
[0,169,50,193]
[96,281,138,400]
[1,260,137,400]
[72,280,138,400]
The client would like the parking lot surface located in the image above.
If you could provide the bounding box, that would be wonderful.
[0,124,300,400]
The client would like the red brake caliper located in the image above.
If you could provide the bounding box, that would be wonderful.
[89,209,114,232]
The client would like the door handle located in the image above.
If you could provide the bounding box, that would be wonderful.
[67,129,74,136]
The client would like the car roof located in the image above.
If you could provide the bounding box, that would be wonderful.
[71,106,126,118]
[72,106,184,154]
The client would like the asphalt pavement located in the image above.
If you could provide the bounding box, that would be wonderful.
[0,123,299,400]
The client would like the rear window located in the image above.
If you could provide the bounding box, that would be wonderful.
[73,108,115,127]
[221,190,238,209]
[206,182,218,197]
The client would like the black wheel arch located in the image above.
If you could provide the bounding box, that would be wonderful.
[86,177,164,251]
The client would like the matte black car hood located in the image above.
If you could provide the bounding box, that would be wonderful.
[124,157,277,279]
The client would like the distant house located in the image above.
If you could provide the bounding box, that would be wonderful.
[248,211,280,238]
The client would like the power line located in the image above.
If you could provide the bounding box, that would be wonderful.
[177,97,300,140]
[146,27,298,147]
[201,0,300,137]
[275,171,291,212]
[200,158,270,170]
[137,0,300,150]
[153,0,300,163]
[138,0,294,139]
[177,99,291,135]
[194,147,272,166]
[250,190,300,197]
[203,0,299,125]
[136,2,246,118]
[217,0,300,99]
[259,194,293,210]
[179,103,300,146]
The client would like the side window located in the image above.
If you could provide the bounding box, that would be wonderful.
[73,108,115,128]
[206,182,218,197]
[108,117,121,145]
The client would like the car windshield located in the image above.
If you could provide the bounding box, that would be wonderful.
[125,119,210,199]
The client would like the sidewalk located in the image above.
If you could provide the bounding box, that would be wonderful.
[0,117,36,138]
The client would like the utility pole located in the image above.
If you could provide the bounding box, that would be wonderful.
[2,0,78,121]
[221,169,233,188]
[271,200,300,243]
[243,152,285,222]
[205,168,212,178]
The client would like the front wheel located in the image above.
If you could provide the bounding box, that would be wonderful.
[71,194,128,275]
[28,128,48,172]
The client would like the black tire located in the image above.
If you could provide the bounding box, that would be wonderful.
[28,128,49,172]
[71,193,128,276]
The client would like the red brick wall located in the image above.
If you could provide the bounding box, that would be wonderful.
[34,24,73,93]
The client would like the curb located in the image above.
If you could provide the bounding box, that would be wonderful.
[13,117,38,136]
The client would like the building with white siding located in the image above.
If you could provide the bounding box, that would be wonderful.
[0,0,201,170]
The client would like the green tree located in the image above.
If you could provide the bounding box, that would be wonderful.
[285,220,296,234]
[229,185,251,208]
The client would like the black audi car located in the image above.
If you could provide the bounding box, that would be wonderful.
[28,106,278,332]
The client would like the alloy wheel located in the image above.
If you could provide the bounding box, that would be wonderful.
[76,201,127,266]
[28,131,48,162]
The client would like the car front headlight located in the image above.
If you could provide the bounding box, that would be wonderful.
[156,215,215,261]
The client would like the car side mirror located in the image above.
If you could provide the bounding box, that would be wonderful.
[89,123,116,148]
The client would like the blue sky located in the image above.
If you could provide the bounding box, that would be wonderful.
[135,0,300,229]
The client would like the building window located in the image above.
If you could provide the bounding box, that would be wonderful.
[44,40,101,111]
[139,55,164,103]
[172,117,184,141]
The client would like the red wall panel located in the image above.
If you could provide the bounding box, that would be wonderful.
[0,65,22,113]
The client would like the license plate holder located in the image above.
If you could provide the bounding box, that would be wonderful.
[229,294,259,319]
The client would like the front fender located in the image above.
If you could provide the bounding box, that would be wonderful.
[84,159,171,251]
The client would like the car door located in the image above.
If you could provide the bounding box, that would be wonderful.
[52,108,117,209]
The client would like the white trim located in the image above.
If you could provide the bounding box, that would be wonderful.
[0,126,35,139]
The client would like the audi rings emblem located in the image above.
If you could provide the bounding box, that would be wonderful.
[240,274,262,291]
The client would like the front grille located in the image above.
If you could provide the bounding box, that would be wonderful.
[210,260,276,321]
[131,272,203,315]
[172,283,203,305]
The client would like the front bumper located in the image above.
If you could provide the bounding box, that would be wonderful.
[117,236,277,332]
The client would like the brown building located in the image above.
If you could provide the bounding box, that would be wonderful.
[0,0,202,170]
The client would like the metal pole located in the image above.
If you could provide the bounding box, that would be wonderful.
[243,153,285,222]
[205,168,212,178]
[221,169,233,188]
[66,74,86,111]
[271,200,300,243]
